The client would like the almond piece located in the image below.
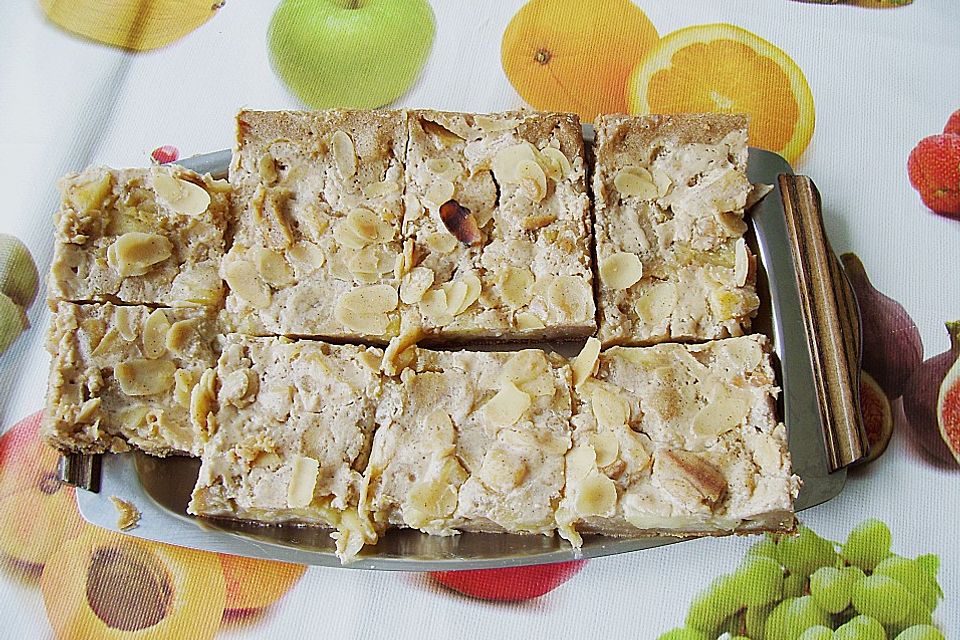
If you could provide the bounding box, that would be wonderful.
[692,389,751,440]
[501,351,555,397]
[565,444,597,481]
[256,247,295,287]
[362,179,400,199]
[173,369,197,408]
[68,171,113,212]
[591,385,629,431]
[419,288,451,326]
[115,307,138,342]
[574,473,618,517]
[539,147,572,181]
[614,166,659,200]
[425,178,455,208]
[405,480,458,527]
[287,241,326,269]
[546,275,592,320]
[287,455,320,508]
[221,369,258,408]
[515,312,545,330]
[491,142,539,184]
[331,130,357,179]
[479,447,528,493]
[635,282,677,323]
[438,199,481,246]
[590,431,620,468]
[399,266,435,304]
[153,172,211,215]
[165,318,201,355]
[475,115,520,132]
[116,359,176,396]
[600,252,643,290]
[482,381,531,427]
[517,159,547,201]
[142,309,170,360]
[224,260,271,309]
[497,266,534,308]
[734,237,750,287]
[107,232,173,277]
[424,231,458,254]
[571,337,601,388]
[334,284,399,335]
[521,212,557,231]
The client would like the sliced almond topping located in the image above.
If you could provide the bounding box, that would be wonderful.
[692,389,752,440]
[405,480,458,526]
[497,266,534,308]
[614,166,659,200]
[256,247,295,287]
[287,455,320,508]
[332,221,368,251]
[189,367,217,437]
[724,337,763,371]
[287,241,325,269]
[482,381,531,427]
[539,147,572,181]
[331,130,357,179]
[424,231,458,254]
[571,337,601,388]
[546,275,592,320]
[221,369,258,407]
[334,284,399,335]
[515,312,545,330]
[349,208,394,244]
[650,167,672,197]
[91,327,120,358]
[173,369,197,408]
[635,282,677,323]
[475,115,520,132]
[164,318,200,355]
[501,351,555,397]
[446,271,481,316]
[734,237,750,287]
[600,252,643,290]
[114,307,138,342]
[142,309,170,359]
[516,159,547,202]
[75,397,102,423]
[399,266,435,304]
[362,179,400,199]
[425,178,455,208]
[590,431,620,468]
[491,142,539,185]
[565,444,597,481]
[655,450,727,511]
[153,172,211,215]
[479,447,528,493]
[441,280,468,317]
[418,288,451,325]
[574,473,618,517]
[438,199,481,246]
[382,326,422,376]
[224,260,271,309]
[107,232,173,277]
[591,385,629,431]
[116,359,176,396]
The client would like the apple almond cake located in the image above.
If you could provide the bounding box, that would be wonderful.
[593,114,760,346]
[48,166,230,309]
[188,335,384,560]
[42,302,219,456]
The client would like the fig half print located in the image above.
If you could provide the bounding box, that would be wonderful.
[937,323,960,464]
[903,321,960,465]
[857,371,893,465]
[841,253,922,398]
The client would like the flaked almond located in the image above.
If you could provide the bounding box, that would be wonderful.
[591,385,629,431]
[590,431,620,468]
[256,247,295,287]
[189,368,217,436]
[418,288,451,325]
[221,369,258,407]
[114,307,138,342]
[479,447,527,493]
[75,397,102,423]
[614,166,659,200]
[734,237,750,287]
[425,178,456,208]
[107,232,173,277]
[574,473,618,516]
[349,208,394,244]
[475,115,520,132]
[334,284,399,335]
[224,260,271,309]
[501,350,555,397]
[539,147,572,181]
[91,327,120,358]
[635,282,677,322]
[482,381,531,427]
[444,271,481,316]
[362,178,400,199]
[173,369,197,408]
[331,130,356,179]
[600,252,643,290]
[497,266,534,308]
[515,312,545,330]
[405,480,458,526]
[571,337,601,388]
[692,389,751,440]
[565,444,597,481]
[491,141,539,184]
[165,318,201,355]
[153,172,211,215]
[438,199,481,246]
[287,455,319,508]
[142,309,170,359]
[424,231,458,254]
[517,159,547,201]
[287,241,326,269]
[399,266,435,304]
[116,358,175,396]
[547,274,592,320]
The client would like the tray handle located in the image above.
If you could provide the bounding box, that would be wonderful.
[778,174,868,471]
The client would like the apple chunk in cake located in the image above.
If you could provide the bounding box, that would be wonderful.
[559,335,799,546]
[399,110,595,343]
[48,166,230,308]
[222,109,407,343]
[593,113,759,346]
[363,345,573,537]
[188,335,384,560]
[43,301,219,456]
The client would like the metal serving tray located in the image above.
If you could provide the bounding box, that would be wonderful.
[72,141,865,570]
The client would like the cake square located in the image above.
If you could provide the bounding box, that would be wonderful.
[42,301,219,456]
[398,110,595,343]
[188,335,384,559]
[593,113,759,346]
[222,109,408,343]
[559,335,798,546]
[363,345,573,536]
[48,166,230,308]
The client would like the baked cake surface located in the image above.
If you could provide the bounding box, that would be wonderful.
[559,335,799,546]
[42,301,219,456]
[48,166,229,308]
[188,335,384,559]
[593,113,759,346]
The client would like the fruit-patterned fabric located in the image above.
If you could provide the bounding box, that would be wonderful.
[1,1,958,638]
